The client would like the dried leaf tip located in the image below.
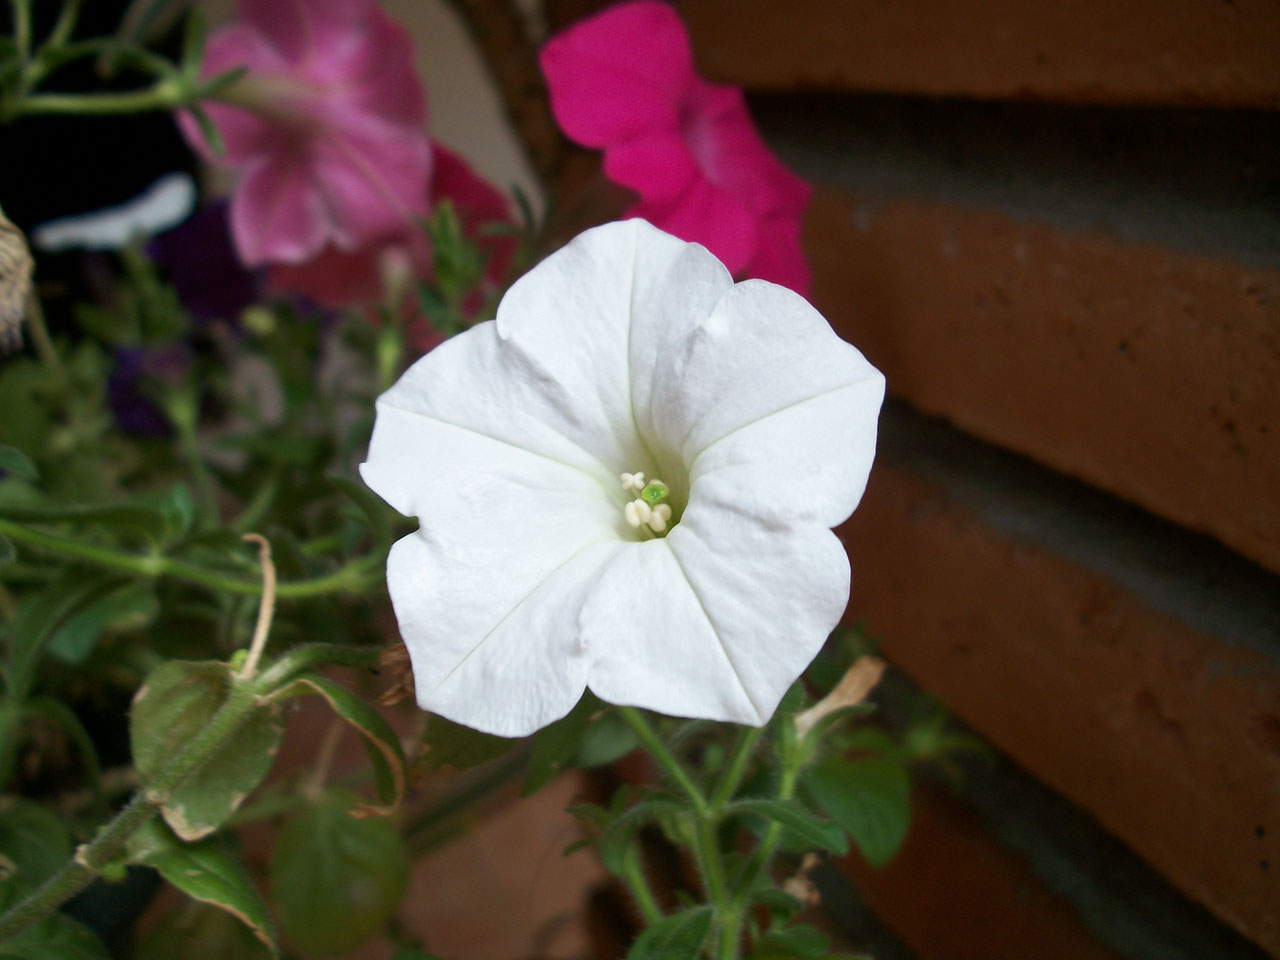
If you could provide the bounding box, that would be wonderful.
[794,656,887,738]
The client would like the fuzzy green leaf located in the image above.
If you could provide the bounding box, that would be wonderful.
[752,925,830,959]
[420,713,514,771]
[726,798,847,855]
[0,446,36,481]
[133,901,272,960]
[0,802,71,908]
[806,757,910,867]
[131,661,284,840]
[522,692,598,796]
[0,912,109,960]
[625,906,714,960]
[127,820,277,955]
[45,580,156,664]
[270,793,409,957]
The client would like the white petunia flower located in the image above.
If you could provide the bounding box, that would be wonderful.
[360,220,885,737]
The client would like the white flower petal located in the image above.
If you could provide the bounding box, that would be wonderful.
[388,533,621,736]
[690,375,885,528]
[581,541,761,724]
[663,502,852,721]
[639,278,884,522]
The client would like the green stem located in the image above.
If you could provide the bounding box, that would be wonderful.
[619,708,741,957]
[620,843,662,926]
[5,79,184,118]
[46,0,83,49]
[0,518,382,598]
[618,707,708,816]
[255,642,383,691]
[10,0,32,60]
[0,679,264,942]
[709,726,763,814]
[22,298,68,387]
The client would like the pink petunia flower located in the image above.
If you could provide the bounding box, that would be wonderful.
[178,0,432,269]
[540,1,813,294]
[267,144,515,315]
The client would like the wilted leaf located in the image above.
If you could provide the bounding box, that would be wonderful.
[269,793,409,956]
[131,661,284,840]
[270,674,405,815]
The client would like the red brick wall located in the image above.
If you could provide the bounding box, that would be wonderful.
[545,2,1280,956]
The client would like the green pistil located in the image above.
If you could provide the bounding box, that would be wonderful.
[640,481,669,505]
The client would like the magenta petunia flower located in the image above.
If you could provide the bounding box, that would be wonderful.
[178,0,432,269]
[540,1,812,294]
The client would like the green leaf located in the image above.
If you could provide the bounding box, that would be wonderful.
[575,709,639,767]
[0,446,37,481]
[2,571,120,699]
[595,796,683,876]
[133,901,272,960]
[726,798,847,855]
[131,661,284,840]
[126,820,277,955]
[420,713,514,771]
[0,531,12,565]
[45,581,157,664]
[806,757,910,868]
[752,925,830,959]
[270,674,405,815]
[625,906,714,960]
[0,485,193,545]
[0,912,109,960]
[0,802,71,909]
[328,474,391,545]
[269,793,409,957]
[522,692,599,796]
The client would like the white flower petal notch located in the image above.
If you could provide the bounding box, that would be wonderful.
[360,219,886,737]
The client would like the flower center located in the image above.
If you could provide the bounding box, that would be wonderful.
[620,471,674,536]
